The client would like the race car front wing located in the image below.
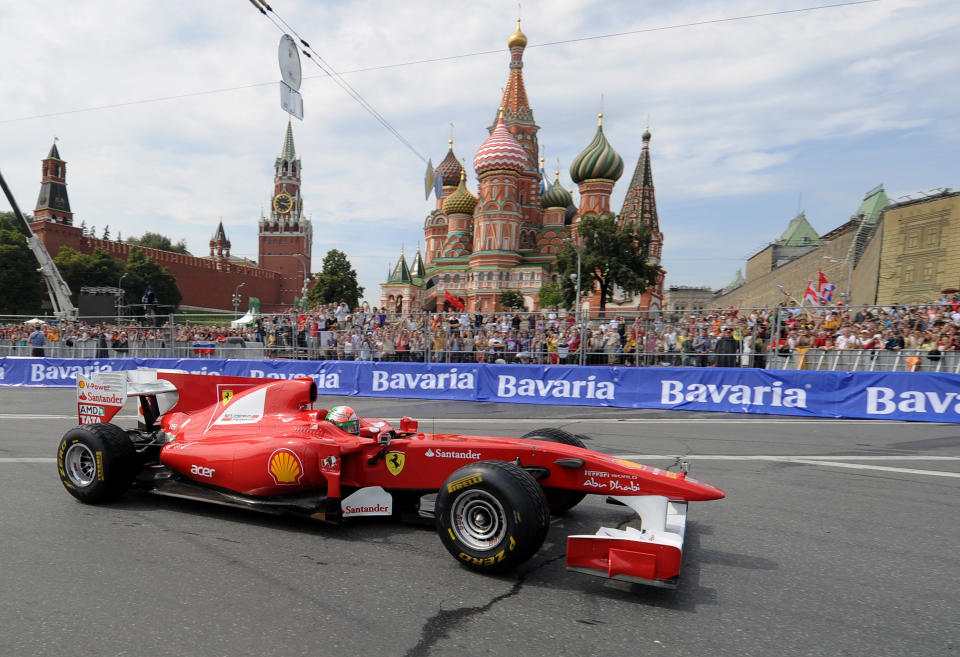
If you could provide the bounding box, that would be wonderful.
[566,495,687,588]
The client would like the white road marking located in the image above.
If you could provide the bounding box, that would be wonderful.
[0,458,54,463]
[614,455,960,461]
[6,454,958,478]
[614,454,960,478]
[0,414,940,425]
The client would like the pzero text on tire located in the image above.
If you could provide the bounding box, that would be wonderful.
[435,460,550,574]
[57,423,137,504]
[521,428,588,514]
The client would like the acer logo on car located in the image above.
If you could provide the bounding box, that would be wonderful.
[190,464,215,478]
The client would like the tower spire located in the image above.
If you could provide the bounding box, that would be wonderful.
[281,119,296,160]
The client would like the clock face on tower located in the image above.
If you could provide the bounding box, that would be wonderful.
[273,193,293,214]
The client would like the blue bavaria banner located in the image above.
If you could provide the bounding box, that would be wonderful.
[478,364,626,406]
[358,361,480,401]
[2,357,959,423]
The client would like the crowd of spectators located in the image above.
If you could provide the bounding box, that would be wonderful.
[3,295,960,368]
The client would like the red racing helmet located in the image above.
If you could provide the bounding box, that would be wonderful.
[326,406,359,434]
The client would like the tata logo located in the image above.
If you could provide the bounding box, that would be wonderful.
[386,451,405,476]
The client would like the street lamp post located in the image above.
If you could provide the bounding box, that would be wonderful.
[292,253,310,306]
[232,282,246,317]
[116,272,128,319]
[569,237,585,366]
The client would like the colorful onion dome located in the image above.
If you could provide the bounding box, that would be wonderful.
[442,170,478,215]
[540,172,573,209]
[435,140,461,187]
[473,112,528,176]
[508,19,527,48]
[569,114,624,183]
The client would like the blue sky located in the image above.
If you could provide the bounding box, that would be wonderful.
[1,0,957,304]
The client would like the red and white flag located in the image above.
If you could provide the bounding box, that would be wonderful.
[818,269,836,304]
[803,280,820,307]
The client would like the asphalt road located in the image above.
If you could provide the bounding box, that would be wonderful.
[1,387,958,657]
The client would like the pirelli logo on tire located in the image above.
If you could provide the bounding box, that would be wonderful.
[446,473,483,493]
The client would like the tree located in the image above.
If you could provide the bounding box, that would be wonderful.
[0,212,45,313]
[102,225,110,240]
[126,231,191,255]
[54,246,126,301]
[307,249,363,308]
[555,213,660,314]
[125,248,182,311]
[537,281,565,310]
[500,290,525,310]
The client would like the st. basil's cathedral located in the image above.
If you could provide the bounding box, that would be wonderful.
[381,21,665,315]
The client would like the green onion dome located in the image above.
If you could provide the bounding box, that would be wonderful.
[435,141,462,187]
[442,171,478,215]
[569,114,623,183]
[540,172,573,209]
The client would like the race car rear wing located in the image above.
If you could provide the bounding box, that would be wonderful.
[76,370,179,427]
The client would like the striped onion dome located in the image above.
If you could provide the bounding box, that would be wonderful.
[569,114,623,183]
[540,172,573,209]
[442,170,478,215]
[435,141,462,187]
[473,113,528,176]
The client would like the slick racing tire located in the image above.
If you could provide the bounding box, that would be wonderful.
[436,460,550,574]
[521,428,588,515]
[57,423,137,504]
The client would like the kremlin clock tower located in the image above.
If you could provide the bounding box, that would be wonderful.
[258,120,313,304]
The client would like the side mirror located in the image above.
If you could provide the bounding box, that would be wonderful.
[400,416,418,433]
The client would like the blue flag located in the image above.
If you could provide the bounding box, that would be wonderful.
[433,170,443,200]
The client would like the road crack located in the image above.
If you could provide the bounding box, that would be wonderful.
[404,555,564,657]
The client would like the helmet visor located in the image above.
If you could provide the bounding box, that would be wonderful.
[337,419,360,434]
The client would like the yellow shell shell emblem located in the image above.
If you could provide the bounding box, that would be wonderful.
[268,448,304,485]
[386,451,405,476]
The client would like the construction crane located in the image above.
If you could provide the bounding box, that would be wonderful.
[0,168,78,319]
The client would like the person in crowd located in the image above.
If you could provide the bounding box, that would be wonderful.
[96,331,110,358]
[112,331,130,356]
[28,324,46,357]
[713,326,740,367]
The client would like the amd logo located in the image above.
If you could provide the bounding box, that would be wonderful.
[190,464,216,478]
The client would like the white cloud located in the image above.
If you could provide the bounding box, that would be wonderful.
[1,0,958,303]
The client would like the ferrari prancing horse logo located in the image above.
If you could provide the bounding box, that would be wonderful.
[386,451,405,476]
[221,390,234,406]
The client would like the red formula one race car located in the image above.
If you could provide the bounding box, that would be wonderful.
[58,371,725,588]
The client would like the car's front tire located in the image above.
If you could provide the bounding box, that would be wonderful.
[57,423,137,503]
[522,428,589,514]
[436,460,550,574]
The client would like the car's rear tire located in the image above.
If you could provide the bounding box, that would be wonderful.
[521,428,588,514]
[57,423,137,503]
[436,460,550,574]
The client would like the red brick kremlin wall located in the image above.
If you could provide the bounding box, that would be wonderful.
[30,220,286,312]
